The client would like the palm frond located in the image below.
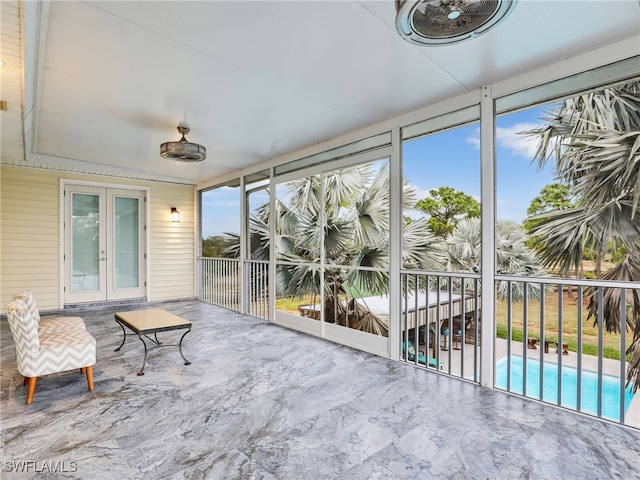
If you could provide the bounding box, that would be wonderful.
[351,162,389,246]
[348,246,390,296]
[322,217,355,259]
[447,218,546,301]
[560,131,640,212]
[585,255,640,334]
[526,80,640,172]
[286,175,322,217]
[530,199,640,274]
[278,260,322,298]
[402,219,446,270]
[323,165,373,214]
[350,299,389,337]
[628,325,640,393]
[446,217,481,271]
[584,254,640,393]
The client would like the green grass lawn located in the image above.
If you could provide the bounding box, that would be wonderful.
[495,289,632,361]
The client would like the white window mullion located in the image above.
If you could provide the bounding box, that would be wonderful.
[389,127,402,361]
[480,85,496,388]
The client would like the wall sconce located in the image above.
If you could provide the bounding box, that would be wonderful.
[171,207,180,222]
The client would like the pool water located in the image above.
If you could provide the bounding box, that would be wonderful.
[495,355,635,421]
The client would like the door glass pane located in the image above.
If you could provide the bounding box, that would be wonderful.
[114,197,139,289]
[274,178,322,319]
[322,160,390,336]
[72,193,100,291]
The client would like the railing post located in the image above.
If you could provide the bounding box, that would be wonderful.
[240,175,248,314]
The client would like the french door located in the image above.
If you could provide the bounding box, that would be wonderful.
[64,185,146,304]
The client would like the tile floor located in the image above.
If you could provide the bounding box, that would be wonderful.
[2,300,640,479]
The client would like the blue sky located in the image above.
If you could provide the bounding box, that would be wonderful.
[201,186,242,238]
[202,102,559,238]
[403,103,557,223]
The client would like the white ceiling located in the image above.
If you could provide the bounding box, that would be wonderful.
[1,0,639,185]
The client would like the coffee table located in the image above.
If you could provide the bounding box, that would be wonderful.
[114,308,192,376]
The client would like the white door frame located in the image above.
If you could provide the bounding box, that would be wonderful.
[59,179,150,308]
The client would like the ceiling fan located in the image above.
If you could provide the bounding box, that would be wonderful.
[395,0,518,46]
[160,125,206,162]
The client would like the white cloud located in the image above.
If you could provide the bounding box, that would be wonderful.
[465,122,542,159]
[465,130,480,149]
[412,187,431,201]
[496,122,541,159]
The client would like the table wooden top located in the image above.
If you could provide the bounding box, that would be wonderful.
[115,308,191,334]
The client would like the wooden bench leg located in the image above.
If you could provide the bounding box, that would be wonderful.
[26,377,38,405]
[85,366,94,391]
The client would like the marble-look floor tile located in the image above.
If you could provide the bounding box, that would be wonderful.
[2,300,640,479]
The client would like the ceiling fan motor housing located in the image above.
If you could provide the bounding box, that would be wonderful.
[396,0,518,46]
[160,125,206,162]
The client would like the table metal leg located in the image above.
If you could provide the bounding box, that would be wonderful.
[114,321,127,352]
[178,329,192,366]
[137,335,148,376]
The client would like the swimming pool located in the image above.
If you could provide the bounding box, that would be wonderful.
[495,355,635,421]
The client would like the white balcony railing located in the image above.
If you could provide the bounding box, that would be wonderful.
[494,275,639,428]
[197,258,269,320]
[197,257,241,312]
[399,271,482,382]
[245,260,269,320]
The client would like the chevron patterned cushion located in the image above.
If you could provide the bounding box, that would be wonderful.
[5,299,40,376]
[39,316,86,334]
[31,330,96,377]
[14,291,86,333]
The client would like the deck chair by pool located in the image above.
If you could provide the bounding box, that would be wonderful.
[402,341,444,370]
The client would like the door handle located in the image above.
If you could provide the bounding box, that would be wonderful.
[99,257,106,261]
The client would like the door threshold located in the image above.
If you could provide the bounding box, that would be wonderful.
[63,298,147,313]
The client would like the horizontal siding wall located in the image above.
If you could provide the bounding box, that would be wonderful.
[1,167,61,309]
[0,166,195,310]
[148,184,195,302]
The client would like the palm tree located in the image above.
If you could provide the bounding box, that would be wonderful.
[251,161,445,336]
[526,79,640,390]
[446,218,546,301]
